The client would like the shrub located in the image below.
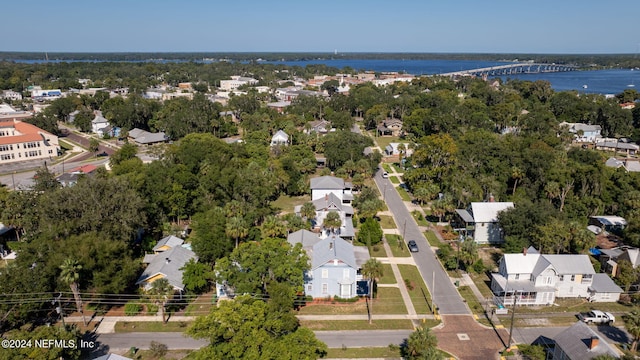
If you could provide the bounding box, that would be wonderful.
[333,295,360,303]
[404,278,414,291]
[471,259,485,274]
[149,341,168,358]
[146,303,159,315]
[124,302,142,316]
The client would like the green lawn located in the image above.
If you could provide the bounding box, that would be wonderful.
[115,321,191,333]
[378,264,396,284]
[271,194,309,213]
[297,300,368,315]
[411,211,429,227]
[58,139,74,151]
[374,136,400,149]
[368,242,387,258]
[397,188,412,201]
[424,231,441,247]
[382,163,393,173]
[386,234,411,257]
[398,265,433,315]
[374,287,408,314]
[130,350,194,360]
[378,215,397,229]
[390,163,403,173]
[301,319,413,331]
[457,285,485,316]
[389,176,400,184]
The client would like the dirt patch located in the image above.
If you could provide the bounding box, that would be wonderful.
[479,248,503,271]
[435,225,458,241]
[596,233,624,249]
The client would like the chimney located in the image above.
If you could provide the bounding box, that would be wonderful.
[523,247,527,256]
[165,258,171,264]
[589,336,599,350]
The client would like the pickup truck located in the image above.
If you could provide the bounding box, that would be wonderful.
[577,310,615,325]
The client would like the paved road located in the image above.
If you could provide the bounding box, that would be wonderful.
[96,330,413,352]
[374,171,469,315]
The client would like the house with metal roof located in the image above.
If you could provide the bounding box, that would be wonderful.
[551,321,620,359]
[560,122,602,143]
[303,235,370,299]
[309,175,353,204]
[454,201,514,244]
[152,235,184,254]
[270,130,289,147]
[491,247,622,305]
[589,215,627,234]
[128,128,168,145]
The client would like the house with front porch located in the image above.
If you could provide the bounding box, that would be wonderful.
[491,247,622,305]
[302,235,370,299]
[454,201,514,244]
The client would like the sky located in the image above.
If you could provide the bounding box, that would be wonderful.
[2,0,639,54]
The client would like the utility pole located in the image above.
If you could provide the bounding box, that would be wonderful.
[507,291,518,350]
[432,271,436,315]
[53,293,66,328]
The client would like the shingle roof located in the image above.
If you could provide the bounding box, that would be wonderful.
[310,176,345,190]
[470,202,514,223]
[311,236,357,270]
[152,235,184,252]
[553,321,619,359]
[136,246,197,291]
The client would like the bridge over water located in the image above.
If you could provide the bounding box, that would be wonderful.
[439,63,577,77]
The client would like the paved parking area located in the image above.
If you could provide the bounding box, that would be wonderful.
[434,315,508,360]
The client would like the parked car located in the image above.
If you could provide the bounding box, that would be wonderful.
[407,240,419,252]
[382,172,389,178]
[577,310,615,325]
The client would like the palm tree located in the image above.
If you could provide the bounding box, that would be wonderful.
[510,166,524,195]
[624,310,640,352]
[397,143,406,166]
[147,278,174,323]
[261,215,286,238]
[226,215,248,248]
[361,258,384,324]
[300,202,317,223]
[59,258,87,326]
[403,324,441,360]
[323,212,342,235]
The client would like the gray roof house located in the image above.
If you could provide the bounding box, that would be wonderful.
[491,247,621,305]
[551,321,619,359]
[454,201,514,244]
[310,175,353,204]
[136,245,197,292]
[287,229,322,252]
[152,235,184,253]
[128,128,168,145]
[304,235,370,299]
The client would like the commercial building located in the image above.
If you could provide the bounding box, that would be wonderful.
[0,120,60,164]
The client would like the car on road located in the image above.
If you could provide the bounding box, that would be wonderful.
[407,240,419,252]
[382,172,389,178]
[577,310,615,325]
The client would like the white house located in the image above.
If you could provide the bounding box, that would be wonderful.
[270,130,289,147]
[91,112,110,135]
[309,175,353,204]
[454,201,514,244]
[491,247,622,306]
[219,76,259,91]
[560,122,602,143]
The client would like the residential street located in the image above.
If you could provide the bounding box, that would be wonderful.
[373,170,469,315]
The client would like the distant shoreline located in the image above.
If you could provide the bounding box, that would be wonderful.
[0,52,639,67]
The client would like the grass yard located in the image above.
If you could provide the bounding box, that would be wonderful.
[411,211,430,227]
[468,272,496,298]
[184,293,216,316]
[377,264,396,284]
[326,347,402,358]
[424,231,442,247]
[382,163,393,173]
[396,187,412,201]
[271,194,309,213]
[374,136,401,149]
[378,215,397,229]
[374,287,408,314]
[511,297,635,315]
[301,319,413,331]
[58,139,74,151]
[397,265,433,315]
[457,285,486,316]
[368,242,387,258]
[115,321,192,333]
[390,163,403,173]
[298,300,369,315]
[386,234,411,257]
[389,176,400,184]
[128,350,194,360]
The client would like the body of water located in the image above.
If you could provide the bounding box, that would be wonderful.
[12,58,640,95]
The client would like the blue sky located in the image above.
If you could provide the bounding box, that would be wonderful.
[2,0,638,53]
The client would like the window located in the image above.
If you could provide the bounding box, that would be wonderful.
[570,275,575,282]
[515,274,519,280]
[559,275,564,281]
[322,283,328,295]
[582,274,593,284]
[343,269,350,279]
[307,284,312,293]
[322,269,328,279]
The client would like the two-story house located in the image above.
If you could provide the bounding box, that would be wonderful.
[560,122,602,143]
[270,130,289,147]
[491,247,622,305]
[454,201,514,244]
[310,175,353,204]
[291,234,369,299]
